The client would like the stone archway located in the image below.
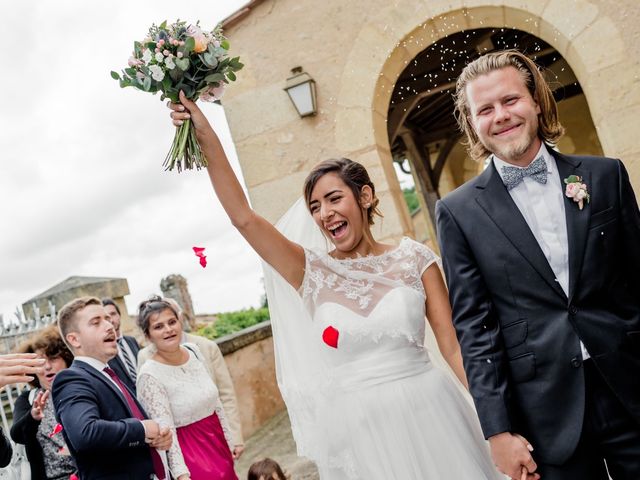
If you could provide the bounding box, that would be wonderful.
[334,0,640,243]
[388,27,602,235]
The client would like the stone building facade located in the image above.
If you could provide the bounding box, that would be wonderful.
[221,0,640,247]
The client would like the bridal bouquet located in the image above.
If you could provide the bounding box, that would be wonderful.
[111,20,243,172]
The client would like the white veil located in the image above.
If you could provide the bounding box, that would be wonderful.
[262,197,472,461]
[261,197,331,460]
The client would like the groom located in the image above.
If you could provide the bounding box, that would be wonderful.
[436,50,640,479]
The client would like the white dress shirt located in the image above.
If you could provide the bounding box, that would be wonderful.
[74,356,122,387]
[493,144,590,360]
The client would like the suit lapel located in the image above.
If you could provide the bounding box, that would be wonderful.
[552,150,591,301]
[475,162,567,300]
[73,360,144,417]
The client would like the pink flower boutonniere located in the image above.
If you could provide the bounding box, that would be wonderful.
[564,175,590,210]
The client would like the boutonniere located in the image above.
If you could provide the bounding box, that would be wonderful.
[564,175,590,210]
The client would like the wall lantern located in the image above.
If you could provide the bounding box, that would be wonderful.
[284,66,317,117]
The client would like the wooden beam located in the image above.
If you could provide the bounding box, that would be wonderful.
[399,130,439,227]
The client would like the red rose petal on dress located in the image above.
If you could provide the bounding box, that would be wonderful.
[192,246,205,255]
[70,475,79,480]
[322,326,339,349]
[199,255,207,268]
[50,423,63,437]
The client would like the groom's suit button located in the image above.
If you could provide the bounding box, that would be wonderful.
[569,305,578,315]
[570,356,582,368]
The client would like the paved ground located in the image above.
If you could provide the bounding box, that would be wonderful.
[235,409,319,479]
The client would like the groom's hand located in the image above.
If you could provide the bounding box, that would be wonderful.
[489,432,540,480]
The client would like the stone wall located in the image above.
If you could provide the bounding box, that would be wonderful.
[216,321,285,438]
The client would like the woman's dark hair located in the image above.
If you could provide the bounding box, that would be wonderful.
[247,458,288,480]
[303,157,383,226]
[137,295,179,336]
[19,324,74,388]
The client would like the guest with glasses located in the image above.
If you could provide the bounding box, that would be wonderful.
[11,325,77,480]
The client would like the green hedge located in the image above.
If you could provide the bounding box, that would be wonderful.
[403,186,420,214]
[195,307,270,340]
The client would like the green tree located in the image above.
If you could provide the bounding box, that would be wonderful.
[403,186,420,214]
[195,307,270,340]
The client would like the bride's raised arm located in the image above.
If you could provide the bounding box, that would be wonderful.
[169,91,305,289]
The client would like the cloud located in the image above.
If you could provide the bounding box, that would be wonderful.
[0,0,264,320]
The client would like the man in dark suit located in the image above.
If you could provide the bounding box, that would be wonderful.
[436,50,640,480]
[103,298,140,393]
[52,296,171,479]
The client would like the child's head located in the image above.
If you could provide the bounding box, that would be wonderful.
[247,458,289,480]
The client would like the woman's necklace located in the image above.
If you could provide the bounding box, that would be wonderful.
[155,347,189,372]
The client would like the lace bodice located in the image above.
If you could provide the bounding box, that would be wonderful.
[137,344,233,478]
[299,237,439,361]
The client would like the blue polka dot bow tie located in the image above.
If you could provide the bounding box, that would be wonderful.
[500,156,548,191]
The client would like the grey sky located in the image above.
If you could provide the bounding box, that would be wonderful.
[0,0,264,320]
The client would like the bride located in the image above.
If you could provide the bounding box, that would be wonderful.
[168,91,505,479]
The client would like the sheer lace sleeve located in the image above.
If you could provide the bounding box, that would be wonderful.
[214,398,234,451]
[137,372,189,479]
[413,240,440,276]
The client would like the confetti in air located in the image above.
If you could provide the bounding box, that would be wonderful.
[193,246,207,268]
[50,423,63,438]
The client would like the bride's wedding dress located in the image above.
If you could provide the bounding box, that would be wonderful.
[264,200,503,479]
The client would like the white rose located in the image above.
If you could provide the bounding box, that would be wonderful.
[165,57,176,70]
[142,49,153,64]
[155,52,164,63]
[149,65,165,82]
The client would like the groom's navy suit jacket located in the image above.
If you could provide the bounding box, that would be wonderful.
[51,359,154,479]
[436,150,640,465]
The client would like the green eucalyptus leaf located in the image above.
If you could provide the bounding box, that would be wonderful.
[221,39,230,50]
[183,36,195,54]
[162,75,172,91]
[110,71,121,80]
[159,20,167,29]
[169,67,183,82]
[175,57,190,71]
[143,76,151,91]
[205,73,225,83]
[227,71,236,81]
[564,175,579,184]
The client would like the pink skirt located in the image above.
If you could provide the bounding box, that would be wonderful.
[176,412,238,480]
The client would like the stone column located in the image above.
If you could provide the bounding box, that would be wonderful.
[160,274,196,331]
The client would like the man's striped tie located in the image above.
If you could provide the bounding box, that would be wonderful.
[118,337,137,381]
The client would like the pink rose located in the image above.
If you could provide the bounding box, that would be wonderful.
[200,84,226,102]
[187,25,208,53]
[565,183,581,198]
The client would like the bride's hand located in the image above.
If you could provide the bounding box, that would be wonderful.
[168,90,213,135]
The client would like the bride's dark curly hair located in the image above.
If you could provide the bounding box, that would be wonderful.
[303,158,383,226]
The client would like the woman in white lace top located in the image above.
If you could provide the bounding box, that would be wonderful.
[136,296,237,480]
[167,94,504,479]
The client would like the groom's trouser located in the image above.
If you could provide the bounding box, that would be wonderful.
[536,359,640,479]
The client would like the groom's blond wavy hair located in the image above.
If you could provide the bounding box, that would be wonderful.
[454,50,565,162]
